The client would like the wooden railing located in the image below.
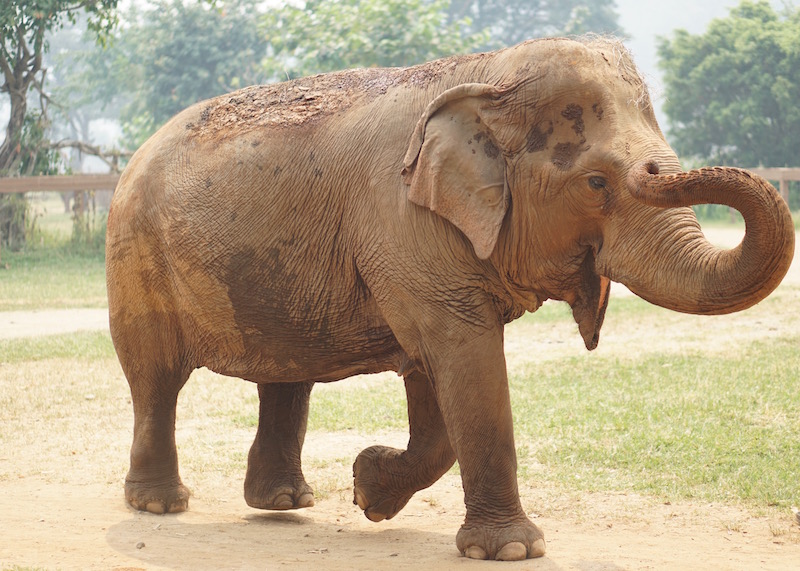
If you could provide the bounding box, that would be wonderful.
[749,168,800,205]
[0,173,120,194]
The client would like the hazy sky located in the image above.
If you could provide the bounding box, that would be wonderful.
[615,0,795,125]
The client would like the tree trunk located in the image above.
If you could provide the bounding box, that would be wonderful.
[0,85,28,175]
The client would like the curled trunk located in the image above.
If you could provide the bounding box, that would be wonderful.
[600,163,795,315]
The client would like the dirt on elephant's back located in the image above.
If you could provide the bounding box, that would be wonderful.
[185,68,398,137]
[184,53,495,140]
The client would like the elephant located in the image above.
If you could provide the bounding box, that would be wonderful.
[105,37,794,561]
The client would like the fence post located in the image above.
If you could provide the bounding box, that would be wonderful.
[780,177,789,205]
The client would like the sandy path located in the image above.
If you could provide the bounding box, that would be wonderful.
[2,474,798,571]
[0,308,109,339]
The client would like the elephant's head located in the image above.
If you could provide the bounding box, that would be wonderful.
[402,38,795,349]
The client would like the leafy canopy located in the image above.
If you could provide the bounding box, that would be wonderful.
[91,0,267,148]
[449,0,623,47]
[658,0,800,168]
[71,0,624,150]
[0,0,117,53]
[262,0,488,79]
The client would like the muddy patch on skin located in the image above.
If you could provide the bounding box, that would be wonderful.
[551,142,588,171]
[187,52,494,141]
[484,139,500,159]
[187,69,388,138]
[561,104,585,138]
[526,121,553,153]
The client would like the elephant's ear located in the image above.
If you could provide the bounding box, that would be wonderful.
[402,83,508,260]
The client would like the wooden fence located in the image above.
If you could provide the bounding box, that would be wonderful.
[0,173,120,194]
[749,168,800,205]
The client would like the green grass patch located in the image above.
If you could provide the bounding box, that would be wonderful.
[0,331,115,364]
[0,248,107,310]
[308,380,408,432]
[231,377,409,433]
[511,336,800,508]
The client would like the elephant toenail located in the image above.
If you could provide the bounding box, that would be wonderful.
[530,538,546,557]
[297,493,315,508]
[464,546,488,559]
[273,494,294,509]
[354,489,368,510]
[145,501,166,514]
[496,542,527,561]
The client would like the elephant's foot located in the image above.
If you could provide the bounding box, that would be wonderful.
[125,476,190,514]
[352,445,417,522]
[244,472,314,510]
[457,518,546,561]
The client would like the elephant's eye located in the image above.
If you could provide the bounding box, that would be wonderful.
[588,176,608,191]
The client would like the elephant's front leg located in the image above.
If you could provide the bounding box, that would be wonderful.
[244,381,315,510]
[435,329,546,561]
[353,370,456,521]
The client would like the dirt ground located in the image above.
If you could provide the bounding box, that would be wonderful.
[2,227,800,570]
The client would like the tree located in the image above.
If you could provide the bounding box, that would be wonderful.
[46,14,127,171]
[0,1,117,251]
[124,0,268,147]
[262,0,488,79]
[658,1,800,169]
[71,0,267,149]
[448,0,623,48]
[0,0,117,174]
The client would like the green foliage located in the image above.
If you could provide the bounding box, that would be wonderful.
[0,0,119,167]
[1,1,118,251]
[70,199,106,251]
[0,0,118,53]
[0,194,30,252]
[658,1,800,168]
[18,111,61,177]
[262,0,488,79]
[448,0,623,48]
[82,0,267,148]
[72,0,624,147]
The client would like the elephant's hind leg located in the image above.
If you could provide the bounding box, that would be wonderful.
[353,371,455,521]
[245,381,315,510]
[122,344,192,514]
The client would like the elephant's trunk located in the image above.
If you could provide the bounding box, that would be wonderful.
[599,163,795,315]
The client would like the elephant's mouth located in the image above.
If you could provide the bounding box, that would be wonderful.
[563,248,611,351]
[592,238,604,260]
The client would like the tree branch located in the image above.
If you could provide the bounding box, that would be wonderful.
[0,46,14,86]
[31,69,57,111]
[49,139,132,172]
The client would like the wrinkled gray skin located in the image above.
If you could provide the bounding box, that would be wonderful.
[105,38,794,561]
